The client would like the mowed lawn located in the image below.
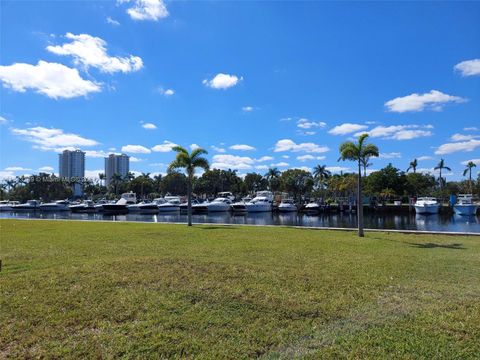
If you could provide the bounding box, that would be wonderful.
[1,220,479,359]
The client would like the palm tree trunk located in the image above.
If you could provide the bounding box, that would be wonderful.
[357,160,364,237]
[187,174,192,227]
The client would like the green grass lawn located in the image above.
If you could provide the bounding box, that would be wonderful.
[1,219,479,359]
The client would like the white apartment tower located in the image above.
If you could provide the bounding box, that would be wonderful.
[105,154,130,187]
[59,149,85,197]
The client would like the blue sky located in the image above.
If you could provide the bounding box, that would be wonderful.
[1,0,479,180]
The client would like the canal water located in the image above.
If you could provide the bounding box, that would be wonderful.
[1,211,479,233]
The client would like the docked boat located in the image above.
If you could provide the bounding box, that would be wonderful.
[102,192,136,214]
[414,197,440,214]
[304,201,320,213]
[127,202,159,214]
[179,199,199,212]
[0,201,19,211]
[39,200,70,211]
[12,200,40,211]
[231,196,252,213]
[245,191,274,213]
[278,199,297,212]
[217,192,236,201]
[454,194,479,216]
[94,200,109,212]
[157,196,181,212]
[194,198,232,212]
[70,200,96,213]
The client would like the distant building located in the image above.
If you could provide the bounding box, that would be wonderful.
[105,154,130,187]
[59,149,85,197]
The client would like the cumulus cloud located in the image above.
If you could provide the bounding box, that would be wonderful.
[296,155,326,162]
[229,144,256,151]
[255,165,269,171]
[461,159,480,166]
[454,59,480,77]
[274,139,329,153]
[151,141,178,152]
[0,61,100,99]
[106,17,120,26]
[190,144,200,150]
[203,73,242,89]
[378,152,402,159]
[211,154,254,170]
[0,116,7,124]
[85,169,104,179]
[385,90,466,113]
[450,133,479,142]
[255,156,274,162]
[297,118,326,129]
[357,125,433,140]
[270,162,289,167]
[464,127,479,131]
[142,123,157,130]
[211,145,226,153]
[11,126,98,150]
[121,144,151,154]
[47,33,143,73]
[435,139,480,155]
[328,123,368,136]
[326,166,350,173]
[121,0,169,21]
[242,106,254,112]
[4,166,32,172]
[417,156,433,161]
[38,166,54,172]
[157,87,174,96]
[84,150,109,158]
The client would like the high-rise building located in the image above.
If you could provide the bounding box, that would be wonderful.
[105,154,130,187]
[59,149,85,197]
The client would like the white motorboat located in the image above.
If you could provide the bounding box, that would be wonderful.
[454,194,479,216]
[70,200,96,213]
[231,196,252,213]
[205,197,232,212]
[127,202,159,214]
[217,192,236,201]
[0,201,19,211]
[304,201,320,212]
[157,196,181,212]
[414,197,440,214]
[102,192,137,214]
[12,200,40,211]
[278,199,297,212]
[245,191,273,213]
[94,200,109,212]
[39,200,70,211]
[179,199,199,212]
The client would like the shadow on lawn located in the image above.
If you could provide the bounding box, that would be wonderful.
[198,226,239,230]
[407,242,466,250]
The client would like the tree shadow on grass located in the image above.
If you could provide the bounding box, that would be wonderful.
[407,242,466,250]
[198,226,239,230]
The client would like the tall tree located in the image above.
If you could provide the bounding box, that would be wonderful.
[434,158,451,193]
[169,146,209,226]
[463,161,477,193]
[339,133,379,237]
[264,168,281,193]
[312,165,331,195]
[407,158,418,173]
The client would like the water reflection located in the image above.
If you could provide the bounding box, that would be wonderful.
[1,211,479,233]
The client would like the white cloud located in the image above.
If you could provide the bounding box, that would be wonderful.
[357,125,432,140]
[151,140,178,152]
[464,127,479,131]
[0,61,100,99]
[47,33,143,73]
[378,152,401,159]
[385,90,466,113]
[203,73,242,89]
[450,133,479,141]
[271,162,289,167]
[122,0,169,21]
[461,159,480,166]
[121,144,151,154]
[130,156,143,162]
[255,156,274,162]
[296,155,326,162]
[297,131,316,136]
[328,123,368,136]
[4,166,32,172]
[280,117,293,122]
[255,165,268,171]
[11,126,98,150]
[157,87,174,96]
[297,118,326,129]
[85,169,103,179]
[142,123,157,130]
[293,166,312,172]
[242,106,254,112]
[106,17,120,26]
[229,144,256,151]
[417,156,433,161]
[326,166,350,173]
[84,150,109,158]
[274,139,329,153]
[0,116,7,124]
[0,171,15,179]
[282,155,290,159]
[211,154,254,170]
[435,139,480,155]
[454,59,480,77]
[211,145,226,153]
[190,143,200,150]
[38,166,54,172]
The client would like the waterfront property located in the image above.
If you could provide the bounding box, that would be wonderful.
[1,220,479,358]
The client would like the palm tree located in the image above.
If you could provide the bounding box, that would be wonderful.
[312,164,331,199]
[264,167,281,192]
[407,158,418,173]
[463,161,477,193]
[169,146,209,226]
[99,173,105,187]
[111,173,123,196]
[339,133,379,237]
[434,158,451,193]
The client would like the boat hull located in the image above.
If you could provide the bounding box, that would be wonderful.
[157,205,180,212]
[39,206,70,212]
[102,204,128,214]
[245,204,271,212]
[414,204,440,214]
[454,204,479,216]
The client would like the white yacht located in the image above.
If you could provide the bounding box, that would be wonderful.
[305,201,320,213]
[12,200,40,211]
[217,192,236,201]
[454,194,479,216]
[102,192,137,214]
[278,199,297,212]
[0,201,19,211]
[231,196,252,213]
[157,196,181,212]
[205,197,232,212]
[245,191,274,212]
[70,200,96,213]
[127,202,159,214]
[179,199,200,212]
[39,200,70,211]
[414,197,440,214]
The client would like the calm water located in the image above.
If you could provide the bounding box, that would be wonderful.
[1,211,479,233]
